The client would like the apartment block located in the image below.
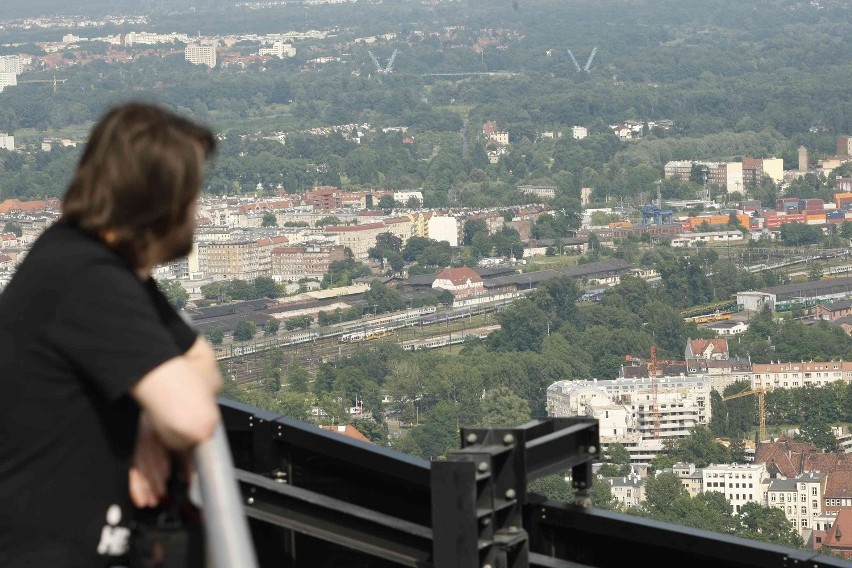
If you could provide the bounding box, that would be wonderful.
[270,243,346,283]
[767,472,826,533]
[185,43,217,68]
[0,55,21,75]
[547,376,711,463]
[702,463,769,513]
[838,136,852,157]
[197,238,268,280]
[0,133,13,152]
[750,361,852,390]
[323,222,386,260]
[601,474,645,508]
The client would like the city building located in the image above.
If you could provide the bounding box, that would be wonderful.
[702,463,769,513]
[323,222,386,260]
[432,267,484,297]
[810,508,852,559]
[270,243,347,283]
[0,55,21,75]
[799,146,810,172]
[259,41,296,58]
[518,185,556,200]
[751,361,852,390]
[0,133,14,152]
[572,126,588,140]
[838,136,852,157]
[197,238,268,280]
[601,474,645,508]
[685,338,729,361]
[767,472,826,532]
[547,376,712,463]
[185,43,217,68]
[0,72,17,93]
[671,462,704,497]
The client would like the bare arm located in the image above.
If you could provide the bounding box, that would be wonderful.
[131,337,223,451]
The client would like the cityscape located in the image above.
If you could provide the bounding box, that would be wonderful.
[2,0,852,563]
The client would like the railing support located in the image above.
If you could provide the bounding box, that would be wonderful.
[194,420,260,568]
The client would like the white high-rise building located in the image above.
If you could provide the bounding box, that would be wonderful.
[0,55,21,75]
[0,72,17,93]
[185,44,217,68]
[258,41,296,58]
[0,134,14,152]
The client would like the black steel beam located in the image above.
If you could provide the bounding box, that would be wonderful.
[524,419,599,481]
[525,500,852,568]
[236,469,433,568]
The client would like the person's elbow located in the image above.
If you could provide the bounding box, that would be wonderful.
[167,402,220,449]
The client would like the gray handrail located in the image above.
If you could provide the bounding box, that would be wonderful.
[193,419,259,568]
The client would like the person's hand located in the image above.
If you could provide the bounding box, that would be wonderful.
[129,412,172,508]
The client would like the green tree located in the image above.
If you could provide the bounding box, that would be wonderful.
[158,279,189,310]
[3,220,22,237]
[797,415,839,452]
[286,360,310,393]
[377,194,396,209]
[264,318,280,336]
[478,386,531,427]
[255,276,279,298]
[262,211,277,227]
[233,320,257,341]
[737,502,803,548]
[643,472,688,518]
[207,329,224,346]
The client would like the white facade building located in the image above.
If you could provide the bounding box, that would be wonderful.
[259,41,296,58]
[185,44,217,68]
[427,216,459,247]
[0,134,14,152]
[767,472,826,533]
[0,72,17,93]
[0,55,21,75]
[702,463,769,513]
[572,126,588,140]
[547,376,712,463]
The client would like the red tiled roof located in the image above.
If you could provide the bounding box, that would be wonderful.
[754,436,817,478]
[436,266,483,286]
[826,471,852,500]
[0,198,60,213]
[804,454,852,474]
[822,508,852,553]
[320,424,371,443]
[688,338,729,356]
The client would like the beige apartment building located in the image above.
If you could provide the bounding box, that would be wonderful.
[271,243,347,283]
[198,236,283,280]
[751,361,852,390]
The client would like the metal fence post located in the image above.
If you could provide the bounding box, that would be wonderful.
[194,420,260,568]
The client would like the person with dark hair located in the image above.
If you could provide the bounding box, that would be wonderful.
[0,102,223,567]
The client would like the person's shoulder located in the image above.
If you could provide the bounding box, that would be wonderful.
[29,221,126,272]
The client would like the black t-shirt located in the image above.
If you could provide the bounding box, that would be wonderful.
[0,221,197,567]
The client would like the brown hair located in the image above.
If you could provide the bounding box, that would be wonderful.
[62,102,216,266]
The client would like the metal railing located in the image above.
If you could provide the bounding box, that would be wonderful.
[197,398,850,568]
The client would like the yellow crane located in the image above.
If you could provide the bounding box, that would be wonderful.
[723,387,766,441]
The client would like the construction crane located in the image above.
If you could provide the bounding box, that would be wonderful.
[650,345,660,439]
[583,46,598,72]
[367,49,399,74]
[723,387,767,441]
[16,75,66,93]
